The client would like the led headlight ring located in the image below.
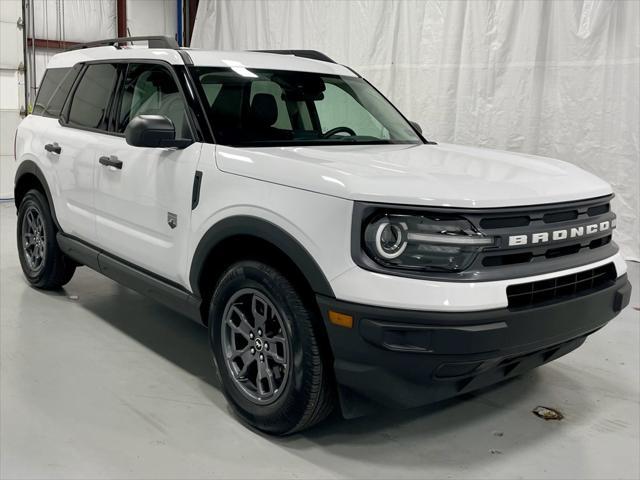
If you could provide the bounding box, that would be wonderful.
[375,221,408,259]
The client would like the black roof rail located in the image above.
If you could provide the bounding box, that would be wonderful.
[66,36,179,51]
[251,50,336,64]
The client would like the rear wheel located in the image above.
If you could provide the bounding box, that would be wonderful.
[209,260,334,435]
[17,189,76,289]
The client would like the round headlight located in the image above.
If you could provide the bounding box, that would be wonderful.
[361,211,494,273]
[374,221,408,259]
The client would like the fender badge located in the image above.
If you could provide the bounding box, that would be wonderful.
[167,212,177,229]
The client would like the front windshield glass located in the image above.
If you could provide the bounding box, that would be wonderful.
[191,67,423,147]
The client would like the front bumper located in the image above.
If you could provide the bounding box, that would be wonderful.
[317,274,632,418]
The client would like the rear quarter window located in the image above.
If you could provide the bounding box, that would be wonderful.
[32,67,79,118]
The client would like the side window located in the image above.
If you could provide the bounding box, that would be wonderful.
[116,63,192,139]
[249,80,292,130]
[67,63,118,130]
[32,67,78,118]
[315,83,388,138]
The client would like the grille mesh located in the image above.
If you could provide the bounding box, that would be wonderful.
[507,263,616,309]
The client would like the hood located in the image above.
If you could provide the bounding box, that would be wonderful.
[215,143,612,208]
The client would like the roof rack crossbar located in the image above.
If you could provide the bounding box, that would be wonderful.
[250,50,336,64]
[66,36,179,51]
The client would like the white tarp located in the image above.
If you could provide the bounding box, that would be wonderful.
[32,0,176,41]
[30,0,177,86]
[192,0,639,260]
[126,0,177,39]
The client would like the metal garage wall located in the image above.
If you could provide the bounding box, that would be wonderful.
[0,0,25,199]
[191,0,640,260]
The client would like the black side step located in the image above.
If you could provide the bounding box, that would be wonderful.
[57,233,202,323]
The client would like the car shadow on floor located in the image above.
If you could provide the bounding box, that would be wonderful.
[34,267,603,471]
[37,269,220,390]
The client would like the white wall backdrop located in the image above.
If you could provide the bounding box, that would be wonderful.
[192,0,640,260]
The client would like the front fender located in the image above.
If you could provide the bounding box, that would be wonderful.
[189,215,335,298]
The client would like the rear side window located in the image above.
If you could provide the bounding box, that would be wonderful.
[67,63,118,130]
[32,67,77,118]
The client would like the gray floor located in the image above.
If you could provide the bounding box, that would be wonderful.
[1,202,638,480]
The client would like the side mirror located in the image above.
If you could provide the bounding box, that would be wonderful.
[124,115,192,149]
[409,120,422,135]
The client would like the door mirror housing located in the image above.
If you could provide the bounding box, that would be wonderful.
[124,115,192,149]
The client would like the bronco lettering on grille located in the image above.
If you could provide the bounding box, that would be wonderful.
[508,219,615,247]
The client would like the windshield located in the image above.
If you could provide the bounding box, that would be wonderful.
[190,67,423,147]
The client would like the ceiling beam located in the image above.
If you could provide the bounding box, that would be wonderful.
[187,0,200,46]
[27,38,80,50]
[117,0,127,38]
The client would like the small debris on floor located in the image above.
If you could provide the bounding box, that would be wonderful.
[633,305,639,311]
[532,406,564,421]
[68,295,79,301]
[490,449,502,455]
[492,431,504,437]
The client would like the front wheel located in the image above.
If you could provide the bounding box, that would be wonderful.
[16,189,76,289]
[209,260,335,435]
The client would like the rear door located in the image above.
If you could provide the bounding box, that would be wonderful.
[93,62,202,286]
[46,63,118,241]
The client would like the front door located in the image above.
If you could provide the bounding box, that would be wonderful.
[94,62,201,286]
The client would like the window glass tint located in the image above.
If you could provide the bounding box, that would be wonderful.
[32,67,76,118]
[316,83,389,139]
[200,80,223,106]
[68,63,117,129]
[249,81,292,130]
[117,64,191,138]
[191,67,421,147]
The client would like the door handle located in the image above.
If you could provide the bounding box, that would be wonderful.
[44,142,61,154]
[99,155,123,170]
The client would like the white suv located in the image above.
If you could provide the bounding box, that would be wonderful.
[14,36,632,434]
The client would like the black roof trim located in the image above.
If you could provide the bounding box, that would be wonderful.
[250,50,336,64]
[66,36,179,51]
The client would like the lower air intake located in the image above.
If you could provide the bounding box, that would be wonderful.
[507,263,617,309]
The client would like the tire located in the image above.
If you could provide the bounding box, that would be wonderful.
[209,260,335,435]
[16,189,76,289]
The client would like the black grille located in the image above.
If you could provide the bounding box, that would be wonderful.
[507,263,616,309]
[475,195,615,271]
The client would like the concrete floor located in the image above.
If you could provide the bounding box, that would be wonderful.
[1,202,638,480]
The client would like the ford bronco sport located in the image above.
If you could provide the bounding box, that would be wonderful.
[14,36,632,435]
